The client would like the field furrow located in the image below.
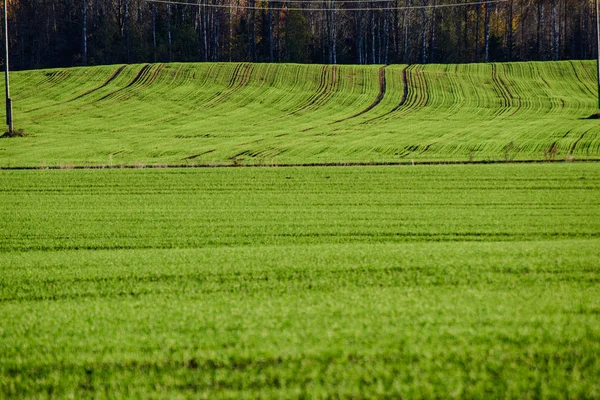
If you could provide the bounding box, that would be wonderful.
[1,61,599,167]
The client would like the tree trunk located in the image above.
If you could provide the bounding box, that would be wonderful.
[429,0,436,63]
[475,4,480,61]
[357,1,363,64]
[167,0,172,61]
[384,8,390,64]
[371,4,375,64]
[152,4,156,62]
[393,0,399,61]
[552,0,559,60]
[484,2,490,62]
[421,0,427,64]
[82,0,87,65]
[519,0,524,60]
[404,0,410,64]
[269,3,273,62]
[332,5,337,64]
[507,0,513,61]
[125,0,130,63]
[537,3,544,60]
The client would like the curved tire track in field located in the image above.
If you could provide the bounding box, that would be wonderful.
[199,63,254,109]
[384,65,427,118]
[69,65,127,101]
[410,65,429,112]
[396,66,410,110]
[96,64,165,102]
[569,60,596,97]
[500,64,522,116]
[14,71,69,101]
[362,65,410,124]
[333,66,387,123]
[490,63,515,117]
[365,65,429,123]
[288,66,338,115]
[24,65,127,113]
[569,129,592,155]
[201,63,245,105]
[210,63,254,107]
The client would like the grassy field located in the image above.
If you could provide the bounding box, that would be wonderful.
[1,61,599,167]
[1,163,599,398]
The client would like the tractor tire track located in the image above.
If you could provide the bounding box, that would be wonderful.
[293,66,329,114]
[289,66,338,115]
[96,64,165,103]
[412,65,429,111]
[501,64,522,116]
[24,65,127,113]
[14,71,66,101]
[199,63,253,109]
[210,63,254,106]
[362,65,410,123]
[490,63,515,117]
[392,65,428,118]
[201,63,244,105]
[569,129,591,155]
[69,65,127,101]
[569,60,596,96]
[96,64,153,102]
[333,66,387,123]
[22,65,161,120]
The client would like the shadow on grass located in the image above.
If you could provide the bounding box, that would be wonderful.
[1,129,29,138]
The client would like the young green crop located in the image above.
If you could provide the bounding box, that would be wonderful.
[1,164,599,398]
[0,61,598,167]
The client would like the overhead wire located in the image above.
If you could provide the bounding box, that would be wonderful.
[142,0,508,12]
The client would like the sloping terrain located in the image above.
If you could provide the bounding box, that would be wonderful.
[1,61,599,167]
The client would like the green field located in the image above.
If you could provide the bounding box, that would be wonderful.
[1,164,599,398]
[1,61,600,167]
[1,61,600,397]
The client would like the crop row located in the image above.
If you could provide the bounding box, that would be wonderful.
[0,61,598,166]
[1,164,599,398]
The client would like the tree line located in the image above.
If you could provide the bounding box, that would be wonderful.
[4,0,598,70]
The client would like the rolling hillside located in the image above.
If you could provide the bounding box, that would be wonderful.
[1,61,599,167]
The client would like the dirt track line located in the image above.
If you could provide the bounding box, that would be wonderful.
[397,66,410,109]
[24,65,127,114]
[290,66,339,115]
[395,65,426,117]
[500,64,522,117]
[205,63,254,108]
[333,66,387,123]
[201,64,243,104]
[362,65,410,124]
[312,65,338,108]
[491,64,513,117]
[182,149,216,160]
[569,129,591,155]
[96,64,151,102]
[68,65,127,102]
[413,66,428,110]
[96,64,165,103]
[2,159,598,171]
[569,61,596,97]
[290,66,329,115]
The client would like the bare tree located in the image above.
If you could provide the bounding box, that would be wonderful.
[82,0,87,65]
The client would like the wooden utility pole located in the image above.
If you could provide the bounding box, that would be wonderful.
[596,0,600,109]
[3,0,12,133]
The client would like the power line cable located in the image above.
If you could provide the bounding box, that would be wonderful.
[142,0,507,12]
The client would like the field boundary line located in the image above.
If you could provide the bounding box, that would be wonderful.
[1,159,599,171]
